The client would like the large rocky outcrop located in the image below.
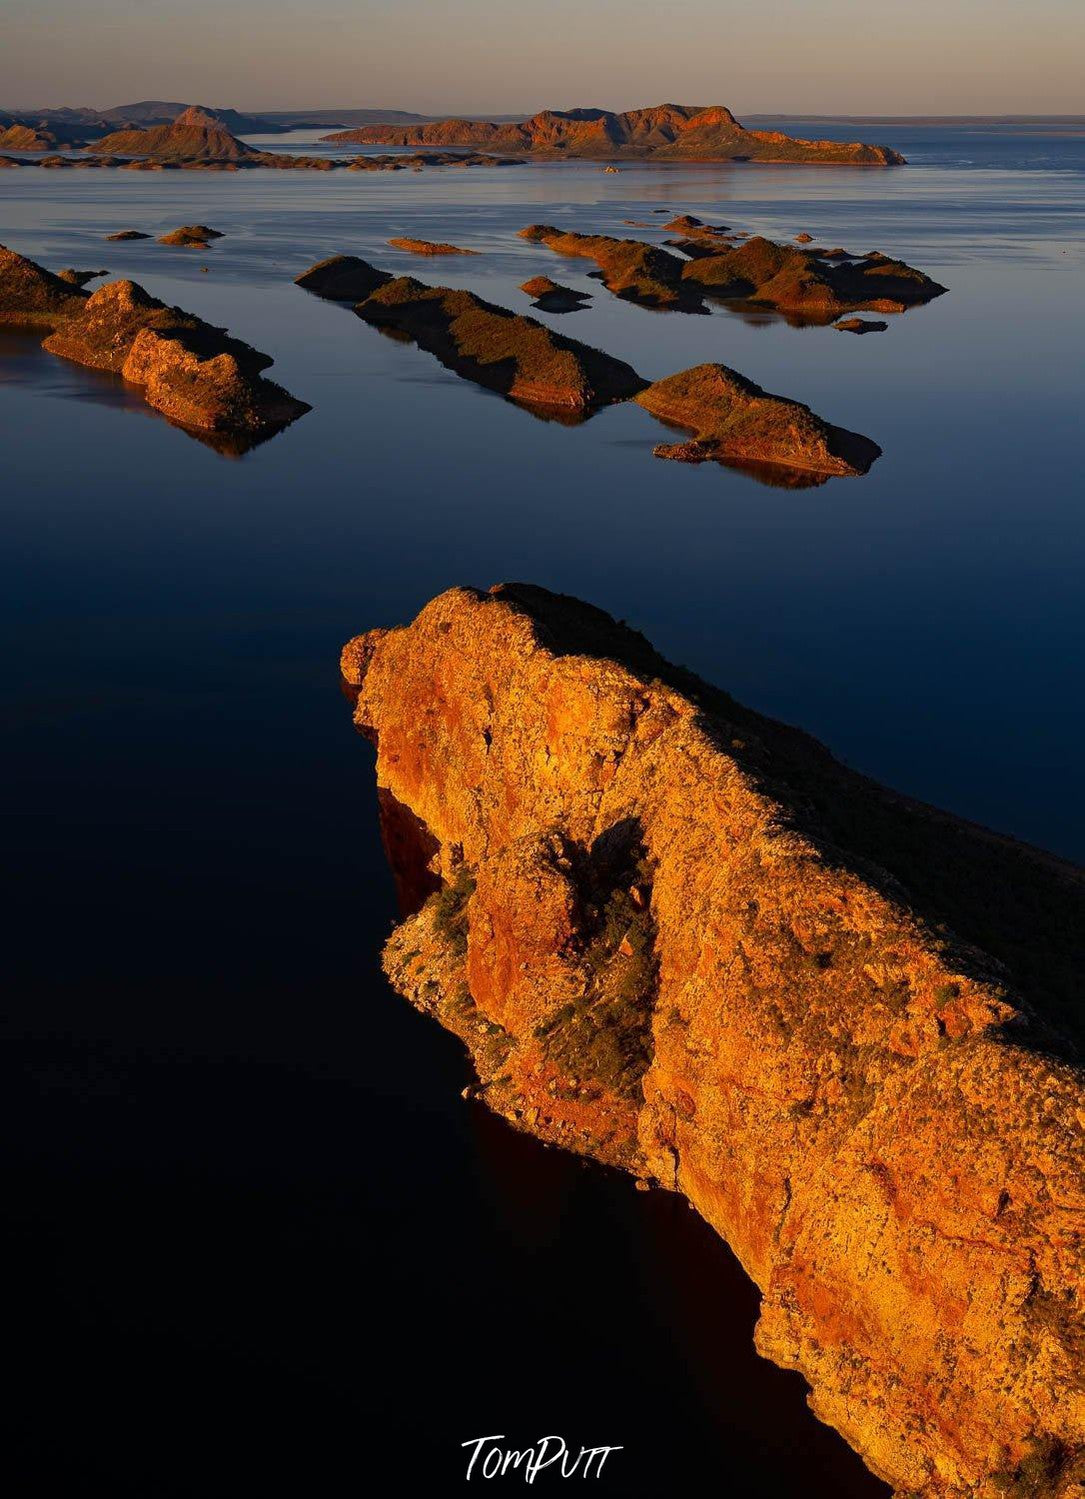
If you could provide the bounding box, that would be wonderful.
[324,102,906,164]
[0,247,308,445]
[0,243,88,326]
[681,236,947,321]
[521,225,944,322]
[353,275,646,414]
[0,123,57,151]
[518,225,706,311]
[635,363,882,477]
[42,278,308,436]
[342,583,1085,1498]
[90,105,260,161]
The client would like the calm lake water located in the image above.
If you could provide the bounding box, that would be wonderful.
[2,122,1083,1495]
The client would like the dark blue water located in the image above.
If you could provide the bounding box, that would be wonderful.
[2,124,1082,1495]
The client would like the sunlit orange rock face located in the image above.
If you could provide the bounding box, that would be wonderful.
[325,103,906,165]
[342,584,1085,1498]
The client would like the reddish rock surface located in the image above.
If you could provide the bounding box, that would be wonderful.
[0,247,313,446]
[0,243,88,326]
[158,224,224,247]
[0,123,57,151]
[294,253,877,477]
[342,582,1085,1498]
[518,224,706,311]
[681,235,946,322]
[324,103,906,164]
[635,363,881,477]
[387,237,479,256]
[40,278,308,436]
[519,276,591,313]
[91,106,259,161]
[353,274,645,414]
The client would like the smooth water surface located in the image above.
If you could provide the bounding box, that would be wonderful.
[2,124,1083,1495]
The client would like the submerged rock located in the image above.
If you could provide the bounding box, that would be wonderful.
[354,275,645,413]
[342,580,1085,1499]
[682,234,946,321]
[635,363,881,477]
[0,243,88,326]
[294,254,393,301]
[518,225,705,312]
[105,229,151,240]
[387,237,479,256]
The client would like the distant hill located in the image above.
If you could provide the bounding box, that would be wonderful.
[100,101,285,134]
[325,102,905,164]
[0,101,286,143]
[256,107,525,129]
[0,122,60,151]
[256,107,432,128]
[91,106,261,160]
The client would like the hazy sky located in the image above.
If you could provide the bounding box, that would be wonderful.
[2,0,1082,114]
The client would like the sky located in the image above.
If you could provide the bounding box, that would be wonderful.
[1,0,1083,115]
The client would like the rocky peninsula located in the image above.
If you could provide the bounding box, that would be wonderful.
[342,582,1084,1499]
[323,103,906,164]
[1,246,308,445]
